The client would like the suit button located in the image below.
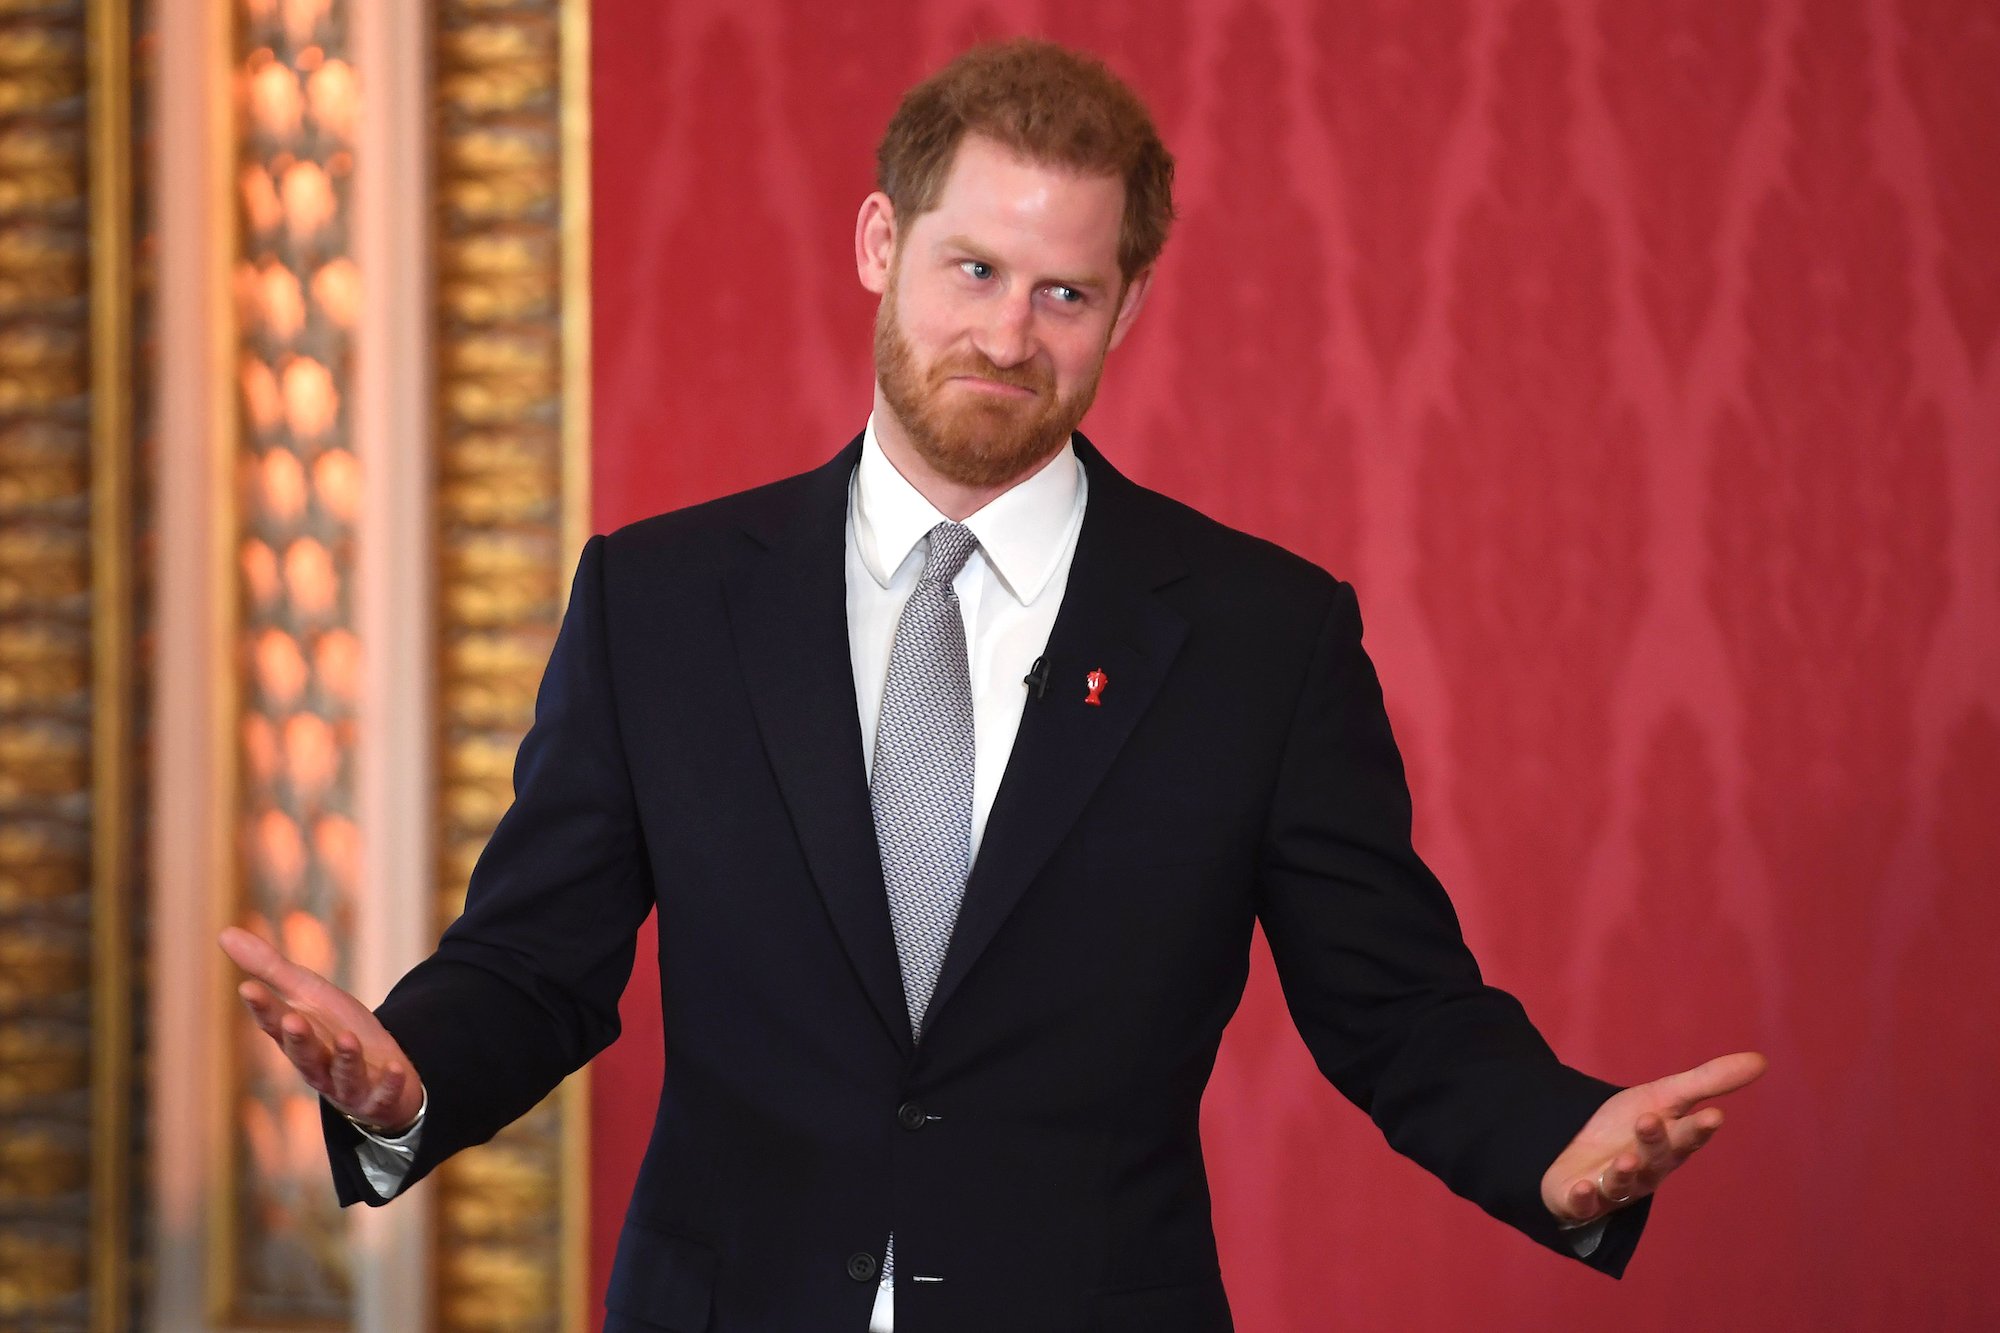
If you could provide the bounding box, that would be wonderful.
[897,1101,927,1131]
[846,1251,878,1283]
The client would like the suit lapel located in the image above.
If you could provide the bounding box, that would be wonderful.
[925,436,1189,1028]
[723,435,915,1056]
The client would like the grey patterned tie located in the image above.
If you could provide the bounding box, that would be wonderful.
[870,520,979,1042]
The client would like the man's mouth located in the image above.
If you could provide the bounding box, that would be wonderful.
[946,374,1037,398]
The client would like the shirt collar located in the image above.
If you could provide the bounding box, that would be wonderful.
[854,413,1083,606]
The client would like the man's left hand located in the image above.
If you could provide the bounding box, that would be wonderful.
[1542,1051,1768,1225]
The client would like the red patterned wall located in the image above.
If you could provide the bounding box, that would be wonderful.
[589,0,2000,1325]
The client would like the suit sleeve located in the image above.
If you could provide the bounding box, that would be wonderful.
[1254,579,1649,1275]
[324,533,658,1205]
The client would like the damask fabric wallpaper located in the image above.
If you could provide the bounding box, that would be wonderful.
[588,0,1998,1327]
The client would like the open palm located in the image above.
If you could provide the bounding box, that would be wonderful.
[219,925,426,1132]
[1541,1050,1768,1225]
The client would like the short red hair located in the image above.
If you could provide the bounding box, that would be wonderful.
[875,39,1177,281]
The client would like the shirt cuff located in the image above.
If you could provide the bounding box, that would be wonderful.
[1558,1213,1610,1259]
[347,1087,426,1148]
[349,1089,425,1198]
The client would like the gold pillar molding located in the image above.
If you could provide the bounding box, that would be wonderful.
[0,1,141,1329]
[213,0,362,1322]
[85,1,139,1327]
[433,0,590,1328]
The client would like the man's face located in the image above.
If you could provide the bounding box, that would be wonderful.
[861,134,1150,489]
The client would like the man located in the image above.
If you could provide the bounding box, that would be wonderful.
[223,39,1765,1333]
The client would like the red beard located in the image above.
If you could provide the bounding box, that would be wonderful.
[873,280,1106,488]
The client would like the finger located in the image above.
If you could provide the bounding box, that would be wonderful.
[343,1062,409,1130]
[1657,1051,1769,1113]
[1629,1114,1676,1178]
[329,1032,367,1107]
[219,925,287,984]
[1565,1175,1606,1223]
[279,1012,334,1091]
[219,925,322,1004]
[1665,1107,1723,1158]
[236,980,289,1038]
[1598,1152,1645,1202]
[358,1062,409,1126]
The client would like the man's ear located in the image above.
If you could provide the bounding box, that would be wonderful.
[856,192,896,295]
[1105,264,1156,352]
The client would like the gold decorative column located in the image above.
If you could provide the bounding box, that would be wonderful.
[432,0,591,1329]
[0,1,143,1330]
[215,0,362,1323]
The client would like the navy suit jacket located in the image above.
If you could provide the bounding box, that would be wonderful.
[323,433,1648,1331]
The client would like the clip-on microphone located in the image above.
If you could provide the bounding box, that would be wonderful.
[1023,655,1051,701]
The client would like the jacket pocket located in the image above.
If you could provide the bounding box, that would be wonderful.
[603,1219,717,1331]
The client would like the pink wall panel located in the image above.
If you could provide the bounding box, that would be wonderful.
[590,0,2000,1325]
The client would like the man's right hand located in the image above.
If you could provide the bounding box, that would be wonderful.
[218,925,426,1134]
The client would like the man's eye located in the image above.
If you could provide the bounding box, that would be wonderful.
[960,260,993,280]
[1048,285,1084,304]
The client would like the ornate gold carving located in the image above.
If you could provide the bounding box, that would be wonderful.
[0,927,89,1008]
[214,0,358,1323]
[0,427,89,507]
[440,1135,561,1235]
[0,527,89,611]
[0,1232,87,1311]
[0,29,84,118]
[434,0,588,1327]
[0,1124,88,1200]
[0,1022,89,1104]
[0,626,91,707]
[0,824,84,911]
[0,128,85,213]
[0,1,142,1326]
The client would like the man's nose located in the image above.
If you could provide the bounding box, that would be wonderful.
[972,291,1035,368]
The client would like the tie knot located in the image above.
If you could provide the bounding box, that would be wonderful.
[921,522,978,587]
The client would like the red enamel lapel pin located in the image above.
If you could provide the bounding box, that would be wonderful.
[1084,668,1108,706]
